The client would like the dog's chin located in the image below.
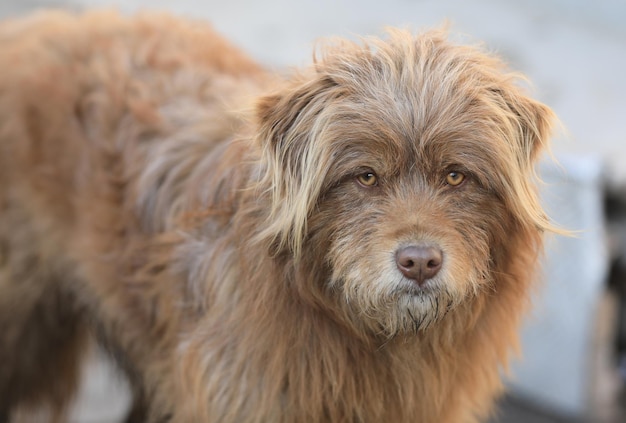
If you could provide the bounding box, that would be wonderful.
[381,283,458,336]
[337,273,465,338]
[395,283,458,331]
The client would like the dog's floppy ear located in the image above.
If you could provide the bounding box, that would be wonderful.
[255,74,339,257]
[493,87,555,166]
[492,86,556,233]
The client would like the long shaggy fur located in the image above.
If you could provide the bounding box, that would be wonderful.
[0,10,554,423]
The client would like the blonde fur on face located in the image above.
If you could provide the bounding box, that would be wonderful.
[0,11,554,423]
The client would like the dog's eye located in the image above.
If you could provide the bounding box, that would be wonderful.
[445,171,465,187]
[356,172,378,187]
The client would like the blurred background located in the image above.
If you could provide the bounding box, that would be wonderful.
[1,1,625,422]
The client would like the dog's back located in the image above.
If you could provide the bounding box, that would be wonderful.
[0,11,266,421]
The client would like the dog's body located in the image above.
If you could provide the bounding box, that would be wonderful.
[0,11,554,423]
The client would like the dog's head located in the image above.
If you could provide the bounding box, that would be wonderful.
[255,29,554,337]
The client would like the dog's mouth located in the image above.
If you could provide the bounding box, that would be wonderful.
[404,284,453,307]
[401,288,457,332]
[396,281,436,298]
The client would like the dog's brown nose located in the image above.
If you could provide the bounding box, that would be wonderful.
[395,245,443,286]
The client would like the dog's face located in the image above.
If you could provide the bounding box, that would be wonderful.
[256,30,553,337]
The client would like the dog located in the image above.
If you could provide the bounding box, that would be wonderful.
[0,10,555,423]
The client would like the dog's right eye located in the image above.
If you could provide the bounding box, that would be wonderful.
[356,172,378,187]
[445,171,465,187]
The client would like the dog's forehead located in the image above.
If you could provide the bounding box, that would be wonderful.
[322,40,511,150]
[325,83,511,178]
[310,31,532,186]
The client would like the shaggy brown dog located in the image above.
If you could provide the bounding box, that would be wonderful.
[0,10,554,423]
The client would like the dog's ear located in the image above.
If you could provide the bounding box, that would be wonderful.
[493,87,555,165]
[255,74,339,257]
[492,87,556,233]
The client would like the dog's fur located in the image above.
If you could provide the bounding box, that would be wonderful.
[0,10,555,423]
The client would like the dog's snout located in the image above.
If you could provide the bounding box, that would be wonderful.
[395,245,443,286]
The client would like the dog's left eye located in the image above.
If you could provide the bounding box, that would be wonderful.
[445,171,465,187]
[356,172,378,187]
